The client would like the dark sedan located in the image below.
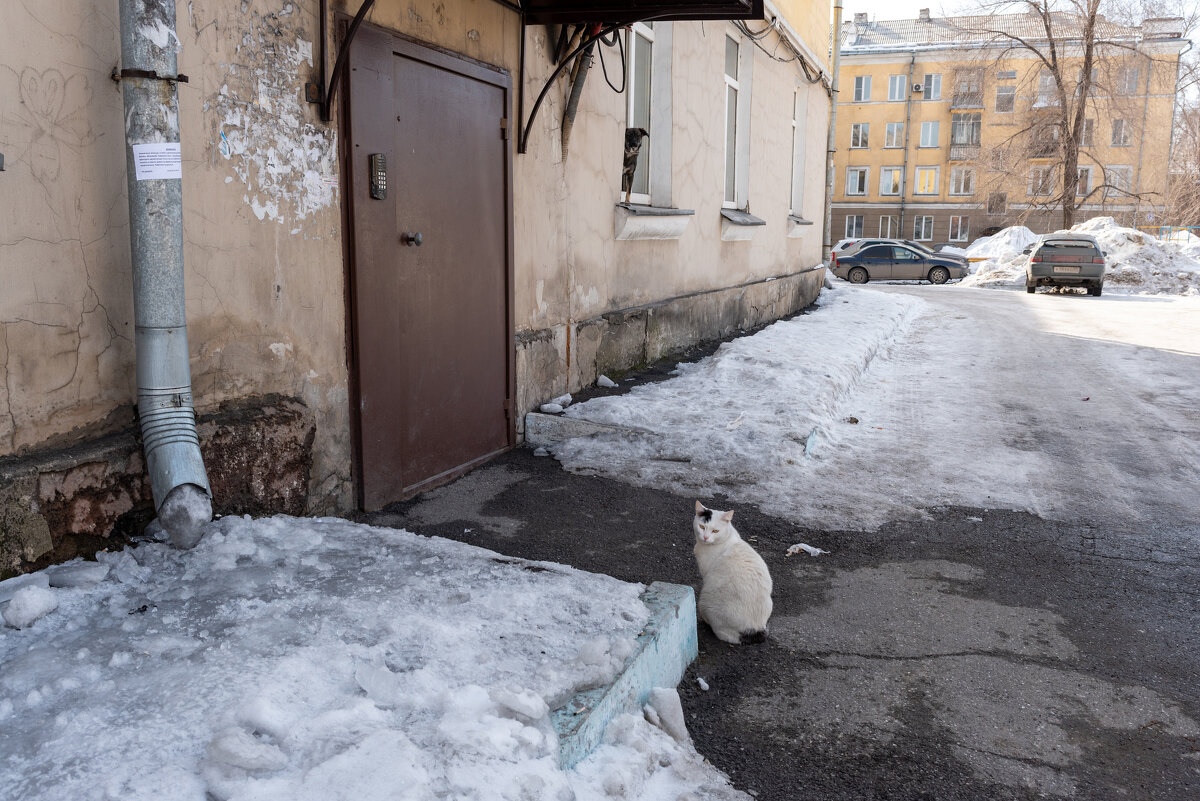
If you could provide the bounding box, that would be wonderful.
[831,242,968,285]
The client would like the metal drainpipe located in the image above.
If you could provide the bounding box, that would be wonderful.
[899,51,916,235]
[118,0,212,549]
[822,0,844,262]
[1131,47,1153,227]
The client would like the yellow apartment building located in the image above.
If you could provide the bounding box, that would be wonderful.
[832,10,1190,245]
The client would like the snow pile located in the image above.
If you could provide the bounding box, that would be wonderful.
[960,218,1200,294]
[553,287,924,517]
[0,516,746,801]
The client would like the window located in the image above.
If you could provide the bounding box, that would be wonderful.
[995,84,1015,112]
[624,21,654,201]
[851,122,870,148]
[997,70,1017,80]
[880,167,903,195]
[1036,71,1057,106]
[915,166,939,194]
[987,192,1007,215]
[885,122,904,148]
[723,32,750,208]
[949,166,975,195]
[789,88,808,215]
[1116,66,1140,95]
[1076,66,1098,84]
[953,68,982,96]
[879,215,900,237]
[854,75,872,102]
[913,215,934,240]
[1028,165,1055,196]
[1105,165,1133,196]
[951,113,981,146]
[845,167,869,195]
[889,74,907,101]
[1077,165,1092,197]
[1112,119,1131,146]
[1078,118,1094,148]
[1031,124,1059,157]
[922,73,941,100]
[919,120,939,147]
[949,216,969,241]
[845,214,864,238]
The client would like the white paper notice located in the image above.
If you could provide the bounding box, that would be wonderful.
[132,143,182,180]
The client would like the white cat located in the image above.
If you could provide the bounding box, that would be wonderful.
[692,501,773,644]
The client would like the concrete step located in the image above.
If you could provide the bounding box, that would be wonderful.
[551,581,698,769]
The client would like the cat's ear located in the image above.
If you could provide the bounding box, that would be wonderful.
[695,500,706,514]
[720,510,734,523]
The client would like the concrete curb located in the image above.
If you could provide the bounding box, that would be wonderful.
[552,581,698,769]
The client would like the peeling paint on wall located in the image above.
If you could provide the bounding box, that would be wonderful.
[201,6,337,224]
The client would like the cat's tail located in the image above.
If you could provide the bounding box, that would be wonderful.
[740,629,768,645]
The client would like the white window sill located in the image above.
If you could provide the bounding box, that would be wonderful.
[614,203,695,241]
[720,209,766,241]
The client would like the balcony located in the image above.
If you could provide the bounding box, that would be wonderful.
[949,145,980,161]
[950,93,983,109]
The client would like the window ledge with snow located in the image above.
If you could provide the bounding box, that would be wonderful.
[614,203,694,241]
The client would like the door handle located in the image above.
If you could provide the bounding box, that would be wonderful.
[401,232,423,247]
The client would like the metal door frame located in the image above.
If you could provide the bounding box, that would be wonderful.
[339,21,516,509]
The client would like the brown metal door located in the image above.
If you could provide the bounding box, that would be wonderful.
[345,27,514,510]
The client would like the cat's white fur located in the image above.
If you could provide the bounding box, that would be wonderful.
[692,501,773,644]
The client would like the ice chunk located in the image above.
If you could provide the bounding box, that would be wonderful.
[551,393,573,407]
[491,687,549,722]
[206,727,288,772]
[597,375,618,388]
[645,687,690,743]
[540,403,564,414]
[533,447,550,457]
[158,484,213,550]
[577,636,610,666]
[47,562,110,588]
[3,585,58,628]
[696,676,710,691]
[0,572,49,603]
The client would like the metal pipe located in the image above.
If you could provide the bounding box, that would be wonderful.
[118,0,211,549]
[561,41,595,159]
[899,51,916,234]
[822,0,844,262]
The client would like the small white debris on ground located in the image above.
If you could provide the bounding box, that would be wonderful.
[540,403,565,414]
[2,585,58,629]
[786,543,830,557]
[696,677,710,691]
[597,375,618,388]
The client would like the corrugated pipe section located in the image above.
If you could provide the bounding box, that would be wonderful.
[118,0,212,549]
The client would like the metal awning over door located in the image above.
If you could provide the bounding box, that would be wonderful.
[520,0,763,24]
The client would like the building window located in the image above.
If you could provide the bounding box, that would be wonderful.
[1106,165,1133,196]
[995,85,1015,112]
[997,69,1017,80]
[1036,71,1058,106]
[949,216,969,241]
[880,167,903,195]
[987,192,1007,215]
[949,166,975,195]
[789,88,808,216]
[919,120,939,148]
[889,74,907,101]
[846,215,864,238]
[951,113,981,146]
[1031,124,1059,158]
[952,68,983,106]
[1112,119,1131,147]
[885,122,904,148]
[854,75,872,102]
[624,21,654,202]
[913,215,934,241]
[915,166,939,194]
[922,73,941,100]
[850,122,870,148]
[1078,118,1094,148]
[1028,165,1055,196]
[1076,66,1098,84]
[879,215,899,237]
[1077,165,1092,197]
[722,32,751,209]
[1116,66,1140,95]
[845,167,869,195]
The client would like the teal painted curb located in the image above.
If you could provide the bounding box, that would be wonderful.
[553,581,699,769]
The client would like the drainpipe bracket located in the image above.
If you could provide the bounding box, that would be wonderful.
[112,67,189,84]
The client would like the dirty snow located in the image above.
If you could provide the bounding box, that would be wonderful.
[0,516,747,801]
[960,218,1200,294]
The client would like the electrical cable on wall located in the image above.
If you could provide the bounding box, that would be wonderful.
[734,18,828,89]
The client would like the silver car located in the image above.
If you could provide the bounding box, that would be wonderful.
[1024,234,1107,296]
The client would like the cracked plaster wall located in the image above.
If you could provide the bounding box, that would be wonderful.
[1,0,350,514]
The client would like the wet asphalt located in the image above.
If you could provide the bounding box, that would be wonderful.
[359,445,1200,800]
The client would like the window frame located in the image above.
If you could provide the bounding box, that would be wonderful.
[879,166,903,196]
[1111,118,1131,147]
[789,86,808,216]
[950,112,981,146]
[1105,165,1133,197]
[949,166,975,196]
[948,215,969,242]
[1078,118,1094,148]
[1116,66,1140,95]
[914,166,939,195]
[987,191,1007,215]
[845,166,870,196]
[1028,165,1055,196]
[722,30,752,210]
[922,73,941,100]
[995,84,1015,113]
[888,74,907,101]
[919,120,939,148]
[1077,165,1092,197]
[624,21,656,204]
[879,215,899,237]
[853,75,872,102]
[884,121,904,148]
[913,215,935,241]
[850,122,870,149]
[845,214,865,238]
